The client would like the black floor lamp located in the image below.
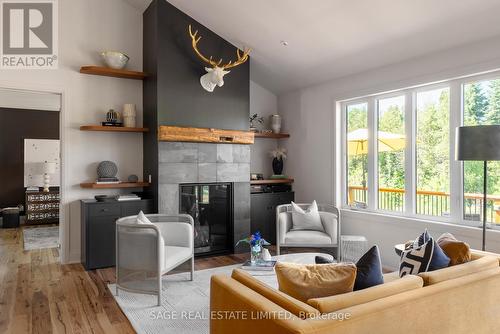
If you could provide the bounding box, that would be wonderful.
[456,125,500,251]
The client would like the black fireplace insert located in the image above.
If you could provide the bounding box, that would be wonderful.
[179,183,233,256]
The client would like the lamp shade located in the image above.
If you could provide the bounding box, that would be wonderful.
[455,125,500,161]
[42,161,57,174]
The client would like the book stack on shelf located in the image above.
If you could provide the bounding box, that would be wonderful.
[116,194,141,201]
[96,177,120,184]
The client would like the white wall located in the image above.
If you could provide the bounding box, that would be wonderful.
[278,35,500,266]
[250,81,279,178]
[0,0,143,263]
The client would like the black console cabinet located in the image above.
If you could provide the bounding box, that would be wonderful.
[250,192,294,245]
[81,199,153,270]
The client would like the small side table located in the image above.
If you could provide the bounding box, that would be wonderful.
[395,244,405,257]
[341,235,368,263]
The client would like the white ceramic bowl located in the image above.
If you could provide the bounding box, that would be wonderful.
[100,51,129,70]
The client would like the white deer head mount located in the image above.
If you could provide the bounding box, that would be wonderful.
[188,25,250,92]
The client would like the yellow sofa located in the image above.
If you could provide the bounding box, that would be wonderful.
[210,250,500,333]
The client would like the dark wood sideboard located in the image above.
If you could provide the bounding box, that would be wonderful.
[80,199,153,270]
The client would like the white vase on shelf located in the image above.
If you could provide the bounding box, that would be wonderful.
[270,114,282,134]
[123,104,136,127]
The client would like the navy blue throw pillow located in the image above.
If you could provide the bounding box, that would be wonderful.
[315,255,334,264]
[354,245,384,291]
[428,239,450,271]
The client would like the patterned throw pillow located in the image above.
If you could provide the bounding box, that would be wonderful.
[411,230,450,271]
[413,229,431,248]
[399,239,434,277]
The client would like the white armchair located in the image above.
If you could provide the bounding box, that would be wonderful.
[276,203,341,259]
[115,214,194,306]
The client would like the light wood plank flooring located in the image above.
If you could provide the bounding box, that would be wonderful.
[0,227,251,334]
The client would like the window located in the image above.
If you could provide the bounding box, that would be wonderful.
[463,79,500,224]
[377,96,405,212]
[341,71,500,227]
[346,102,368,208]
[416,88,450,217]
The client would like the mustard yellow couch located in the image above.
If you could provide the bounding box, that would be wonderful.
[210,250,500,334]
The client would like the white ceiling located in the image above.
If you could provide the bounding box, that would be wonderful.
[124,0,500,94]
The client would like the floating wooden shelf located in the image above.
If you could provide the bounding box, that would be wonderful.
[80,66,147,80]
[254,132,290,139]
[250,178,294,185]
[80,182,150,189]
[158,125,254,144]
[80,125,149,133]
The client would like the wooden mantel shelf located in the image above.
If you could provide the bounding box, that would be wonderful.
[80,66,147,80]
[80,125,149,133]
[158,125,255,144]
[254,132,290,139]
[250,178,294,185]
[80,182,150,189]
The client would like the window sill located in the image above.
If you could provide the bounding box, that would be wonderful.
[340,207,500,237]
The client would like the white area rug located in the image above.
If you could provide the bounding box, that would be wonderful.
[23,226,59,251]
[108,265,279,334]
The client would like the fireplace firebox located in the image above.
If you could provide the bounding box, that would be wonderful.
[180,183,233,256]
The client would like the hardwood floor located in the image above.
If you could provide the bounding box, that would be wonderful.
[0,227,251,334]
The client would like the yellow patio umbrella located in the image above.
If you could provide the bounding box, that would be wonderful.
[347,128,405,204]
[348,128,406,155]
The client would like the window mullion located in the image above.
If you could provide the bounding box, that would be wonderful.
[368,97,377,211]
[405,91,415,215]
[449,81,462,222]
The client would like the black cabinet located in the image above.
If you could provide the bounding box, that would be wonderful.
[250,192,294,245]
[81,199,153,270]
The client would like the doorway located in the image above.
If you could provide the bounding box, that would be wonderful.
[0,88,62,255]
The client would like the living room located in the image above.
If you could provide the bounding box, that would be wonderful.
[1,0,500,333]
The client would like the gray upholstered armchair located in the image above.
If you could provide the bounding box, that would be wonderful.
[115,214,194,306]
[276,203,341,259]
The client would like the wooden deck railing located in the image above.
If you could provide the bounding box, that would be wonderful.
[348,186,500,223]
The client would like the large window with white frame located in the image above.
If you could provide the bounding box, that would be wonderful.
[342,72,500,228]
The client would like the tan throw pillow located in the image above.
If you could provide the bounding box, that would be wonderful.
[275,262,357,302]
[437,233,471,266]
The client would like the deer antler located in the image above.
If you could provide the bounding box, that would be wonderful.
[189,25,222,68]
[188,24,250,69]
[221,48,251,69]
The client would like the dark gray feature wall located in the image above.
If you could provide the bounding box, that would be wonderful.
[0,108,60,208]
[158,142,250,252]
[143,0,251,216]
[143,0,250,131]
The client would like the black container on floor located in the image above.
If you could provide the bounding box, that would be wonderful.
[1,208,20,228]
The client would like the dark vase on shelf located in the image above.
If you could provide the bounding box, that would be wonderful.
[272,157,284,175]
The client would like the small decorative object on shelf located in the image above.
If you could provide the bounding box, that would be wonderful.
[236,231,270,265]
[270,114,282,134]
[249,113,264,132]
[128,174,139,182]
[102,109,122,127]
[97,161,119,183]
[100,51,129,70]
[123,104,136,128]
[270,147,287,176]
[250,173,264,181]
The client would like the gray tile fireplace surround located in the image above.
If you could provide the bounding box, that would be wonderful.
[158,142,251,252]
